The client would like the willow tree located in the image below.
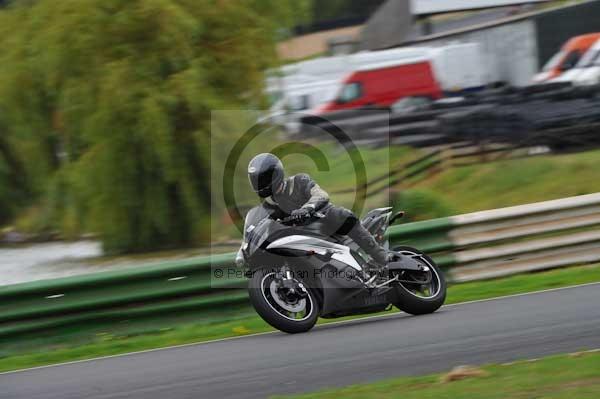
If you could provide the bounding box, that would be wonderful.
[0,0,302,252]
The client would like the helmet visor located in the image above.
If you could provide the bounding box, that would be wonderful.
[249,166,278,197]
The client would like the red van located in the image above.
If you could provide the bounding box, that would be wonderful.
[315,59,442,113]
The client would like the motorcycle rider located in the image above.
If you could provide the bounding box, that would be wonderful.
[246,153,389,269]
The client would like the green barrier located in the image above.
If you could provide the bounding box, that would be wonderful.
[0,277,246,323]
[0,253,235,299]
[387,217,455,254]
[0,291,250,338]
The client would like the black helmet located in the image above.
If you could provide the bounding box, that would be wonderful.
[248,153,284,198]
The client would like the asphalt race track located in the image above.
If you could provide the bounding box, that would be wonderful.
[2,283,600,399]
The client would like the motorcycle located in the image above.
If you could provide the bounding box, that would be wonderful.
[236,205,446,333]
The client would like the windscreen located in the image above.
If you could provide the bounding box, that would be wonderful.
[590,52,600,67]
[542,51,566,72]
[337,82,363,103]
[576,49,600,68]
[245,217,273,256]
[243,205,271,241]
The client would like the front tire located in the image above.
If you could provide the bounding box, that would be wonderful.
[248,269,320,334]
[391,246,446,315]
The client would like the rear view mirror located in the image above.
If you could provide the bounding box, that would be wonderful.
[389,211,405,225]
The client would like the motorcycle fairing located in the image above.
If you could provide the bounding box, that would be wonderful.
[240,204,412,317]
[267,235,363,271]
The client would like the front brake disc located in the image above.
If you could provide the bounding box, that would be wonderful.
[269,280,306,312]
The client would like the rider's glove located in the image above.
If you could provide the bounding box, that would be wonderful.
[290,207,313,222]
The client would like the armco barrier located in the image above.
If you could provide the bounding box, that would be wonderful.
[2,193,600,338]
[391,192,600,282]
[0,253,245,338]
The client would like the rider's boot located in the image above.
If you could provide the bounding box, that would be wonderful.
[347,223,389,273]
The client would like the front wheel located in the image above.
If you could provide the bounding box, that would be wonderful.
[248,268,320,334]
[391,246,446,315]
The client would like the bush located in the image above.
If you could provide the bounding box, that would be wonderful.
[392,189,455,222]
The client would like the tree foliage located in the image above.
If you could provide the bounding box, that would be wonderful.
[0,0,293,252]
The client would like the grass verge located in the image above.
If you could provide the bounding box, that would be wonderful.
[275,351,600,399]
[419,149,600,214]
[1,264,600,373]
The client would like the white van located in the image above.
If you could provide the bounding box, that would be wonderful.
[552,39,600,85]
[430,43,487,91]
[264,79,343,133]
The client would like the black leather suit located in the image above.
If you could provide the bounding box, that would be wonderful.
[263,174,387,265]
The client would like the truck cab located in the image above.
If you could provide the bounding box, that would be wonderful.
[552,38,600,85]
[570,39,600,86]
[315,58,442,113]
[534,33,600,83]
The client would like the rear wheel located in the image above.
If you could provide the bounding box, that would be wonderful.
[248,268,319,333]
[391,246,446,315]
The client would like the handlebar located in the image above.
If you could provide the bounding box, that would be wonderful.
[279,215,296,224]
[279,211,325,225]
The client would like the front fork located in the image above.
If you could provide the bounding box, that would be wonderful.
[276,265,308,299]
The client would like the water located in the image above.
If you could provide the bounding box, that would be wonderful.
[0,241,238,287]
[0,241,103,286]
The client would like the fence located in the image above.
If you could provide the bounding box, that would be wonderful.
[2,193,600,338]
[333,141,544,197]
[299,83,600,151]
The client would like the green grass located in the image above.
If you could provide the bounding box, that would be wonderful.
[1,264,599,373]
[419,149,600,214]
[445,263,600,304]
[276,351,600,399]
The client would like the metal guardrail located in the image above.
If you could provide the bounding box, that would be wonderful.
[390,192,600,282]
[446,193,600,281]
[2,193,600,338]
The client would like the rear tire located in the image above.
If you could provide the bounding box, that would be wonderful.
[391,246,446,315]
[248,268,320,334]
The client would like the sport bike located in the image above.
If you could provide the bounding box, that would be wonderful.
[237,205,446,333]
